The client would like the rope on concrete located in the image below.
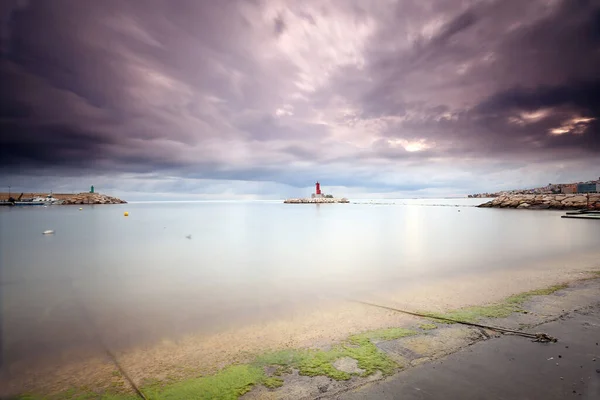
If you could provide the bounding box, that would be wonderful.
[351,299,558,343]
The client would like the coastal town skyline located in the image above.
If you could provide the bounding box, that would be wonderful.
[1,0,599,200]
[469,176,600,198]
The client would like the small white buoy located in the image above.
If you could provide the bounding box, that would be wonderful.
[79,208,83,210]
[43,230,55,235]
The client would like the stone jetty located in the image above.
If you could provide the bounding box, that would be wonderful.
[284,197,349,204]
[61,192,127,205]
[478,193,600,210]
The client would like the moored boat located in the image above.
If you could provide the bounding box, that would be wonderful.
[14,194,61,206]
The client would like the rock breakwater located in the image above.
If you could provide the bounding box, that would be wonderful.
[478,193,600,210]
[61,193,127,205]
[284,198,349,204]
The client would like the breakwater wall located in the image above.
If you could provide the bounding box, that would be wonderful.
[284,198,349,204]
[478,193,600,210]
[61,193,127,205]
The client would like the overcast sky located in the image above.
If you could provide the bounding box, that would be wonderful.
[1,0,599,200]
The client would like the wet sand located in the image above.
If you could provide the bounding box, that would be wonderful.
[2,250,600,397]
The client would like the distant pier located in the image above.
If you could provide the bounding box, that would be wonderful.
[561,210,600,220]
[284,181,349,204]
[0,191,126,206]
[284,198,349,204]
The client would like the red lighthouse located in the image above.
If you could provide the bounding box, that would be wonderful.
[315,182,321,195]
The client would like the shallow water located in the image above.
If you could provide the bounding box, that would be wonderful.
[1,200,599,373]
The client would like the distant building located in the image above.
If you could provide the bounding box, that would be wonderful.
[576,183,599,193]
[561,184,577,194]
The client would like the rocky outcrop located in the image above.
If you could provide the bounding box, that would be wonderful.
[61,193,127,205]
[478,193,600,210]
[284,197,349,204]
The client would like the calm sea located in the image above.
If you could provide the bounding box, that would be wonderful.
[1,199,599,372]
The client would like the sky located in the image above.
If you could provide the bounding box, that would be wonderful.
[1,0,599,200]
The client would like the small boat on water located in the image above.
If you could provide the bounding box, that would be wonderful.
[14,194,61,206]
[34,194,61,204]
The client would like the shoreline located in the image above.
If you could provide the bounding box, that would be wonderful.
[3,251,600,398]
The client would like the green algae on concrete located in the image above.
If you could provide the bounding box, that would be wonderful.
[19,365,267,400]
[252,327,417,381]
[505,284,568,304]
[253,347,349,380]
[143,365,264,400]
[419,323,438,330]
[348,327,417,344]
[342,340,396,376]
[98,395,138,400]
[423,283,569,324]
[424,303,519,323]
[262,377,284,389]
[257,347,351,380]
[295,349,351,380]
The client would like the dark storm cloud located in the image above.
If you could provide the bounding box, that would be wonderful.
[0,123,112,167]
[478,80,600,145]
[1,0,599,196]
[477,81,600,115]
[347,0,600,165]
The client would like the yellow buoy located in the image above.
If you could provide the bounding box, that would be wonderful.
[79,208,83,210]
[124,211,129,217]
